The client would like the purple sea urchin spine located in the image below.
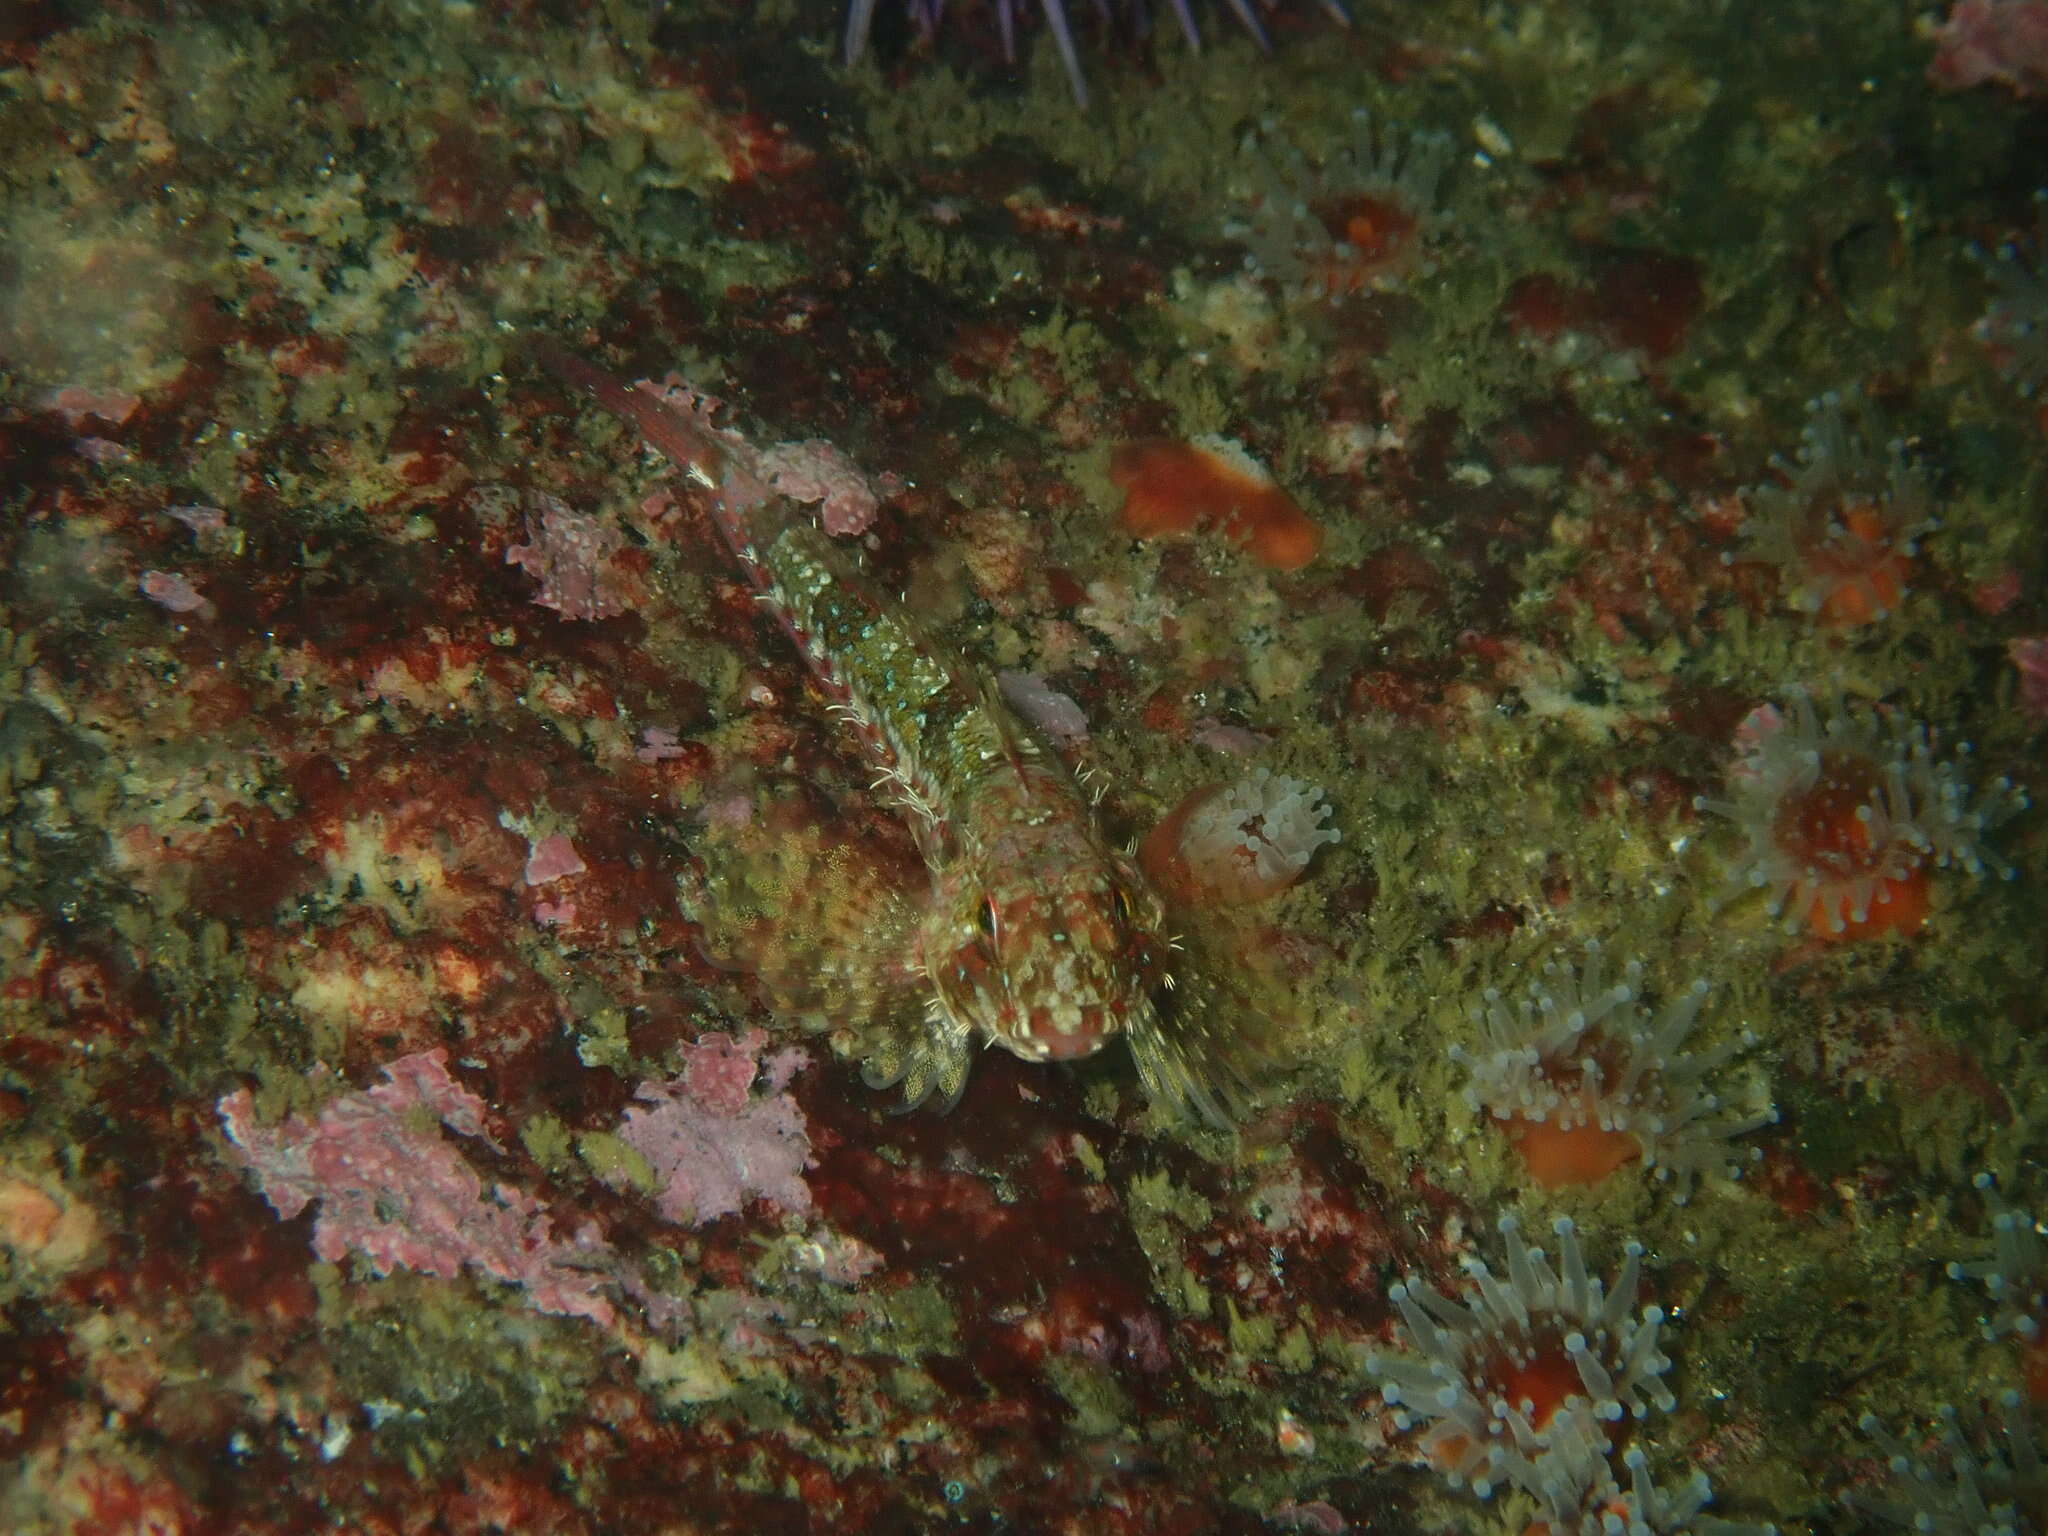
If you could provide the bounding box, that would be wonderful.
[842,0,1352,105]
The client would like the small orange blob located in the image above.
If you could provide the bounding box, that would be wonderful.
[1802,498,1914,627]
[1110,436,1323,571]
[1503,1101,1644,1189]
[1320,193,1422,292]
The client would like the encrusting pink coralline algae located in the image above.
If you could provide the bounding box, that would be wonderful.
[218,1050,619,1326]
[616,1028,814,1227]
[220,1033,818,1329]
[503,487,630,621]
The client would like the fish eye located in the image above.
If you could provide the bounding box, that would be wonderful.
[1111,886,1133,924]
[978,899,999,939]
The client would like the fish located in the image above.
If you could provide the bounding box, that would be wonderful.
[533,338,1238,1126]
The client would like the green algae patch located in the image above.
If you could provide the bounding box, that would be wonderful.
[322,1272,603,1468]
[577,1128,658,1196]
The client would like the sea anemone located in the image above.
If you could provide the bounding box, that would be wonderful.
[1138,767,1340,906]
[1852,1394,2045,1535]
[1948,1172,2048,1402]
[1601,1447,1780,1535]
[1950,1173,2048,1346]
[1369,1217,1778,1531]
[1738,393,1935,627]
[1450,944,1775,1198]
[1972,192,2048,398]
[1366,1213,1676,1523]
[1229,109,1456,300]
[841,0,1351,107]
[1693,693,2026,942]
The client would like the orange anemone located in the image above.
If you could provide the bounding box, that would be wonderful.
[1772,751,1930,941]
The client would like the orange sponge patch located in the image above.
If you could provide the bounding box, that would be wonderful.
[1110,437,1323,571]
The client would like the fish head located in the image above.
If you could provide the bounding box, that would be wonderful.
[923,844,1174,1066]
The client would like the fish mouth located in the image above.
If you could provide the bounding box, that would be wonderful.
[1007,1007,1114,1061]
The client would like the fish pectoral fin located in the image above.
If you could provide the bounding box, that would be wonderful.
[861,1005,975,1115]
[1125,972,1248,1131]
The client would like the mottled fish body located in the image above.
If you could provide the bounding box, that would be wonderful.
[538,340,1232,1124]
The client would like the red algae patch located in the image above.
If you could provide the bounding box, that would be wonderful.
[1109,436,1323,570]
[1695,694,2027,941]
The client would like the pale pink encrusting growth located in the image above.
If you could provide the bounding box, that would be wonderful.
[2012,636,2048,718]
[504,489,628,620]
[757,438,882,537]
[997,670,1090,747]
[139,569,213,618]
[1930,0,2048,95]
[619,1029,813,1227]
[165,503,228,535]
[217,1050,617,1326]
[523,831,586,885]
[636,725,691,762]
[44,383,140,426]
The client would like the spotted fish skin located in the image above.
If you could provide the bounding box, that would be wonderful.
[537,341,1233,1125]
